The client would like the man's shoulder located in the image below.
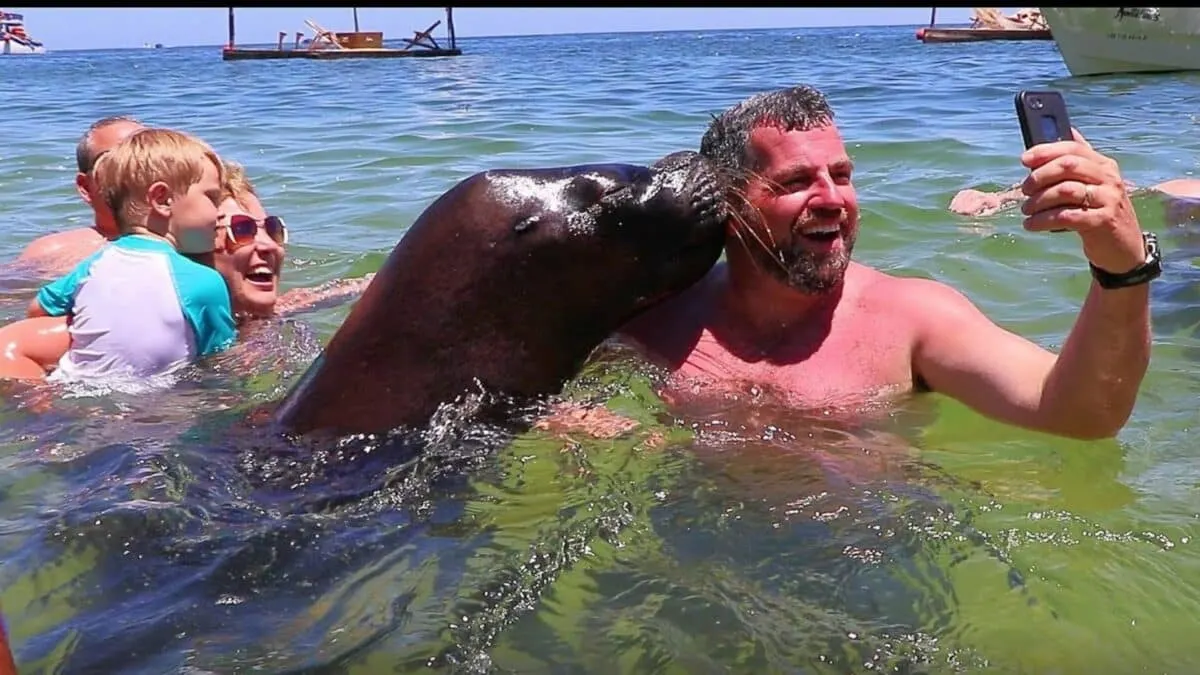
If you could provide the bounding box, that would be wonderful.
[850,264,980,318]
[48,241,111,284]
[19,227,99,255]
[1152,178,1200,200]
[617,265,716,338]
[18,227,105,271]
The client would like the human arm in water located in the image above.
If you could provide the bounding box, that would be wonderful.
[0,315,70,379]
[273,273,375,317]
[916,129,1151,440]
[949,180,1147,217]
[948,176,1200,219]
[26,296,48,318]
[25,253,95,319]
[948,185,1028,216]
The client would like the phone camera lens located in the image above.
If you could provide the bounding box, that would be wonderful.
[1031,98,1044,110]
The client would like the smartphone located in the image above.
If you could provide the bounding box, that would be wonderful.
[1014,90,1073,149]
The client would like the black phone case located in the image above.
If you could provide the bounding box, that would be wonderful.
[1015,90,1073,149]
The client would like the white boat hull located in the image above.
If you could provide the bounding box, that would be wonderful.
[2,38,43,54]
[1041,7,1200,76]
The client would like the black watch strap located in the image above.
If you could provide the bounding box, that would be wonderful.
[1089,231,1162,290]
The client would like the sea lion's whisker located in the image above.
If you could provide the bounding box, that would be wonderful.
[726,198,790,276]
[717,178,787,274]
[723,168,783,250]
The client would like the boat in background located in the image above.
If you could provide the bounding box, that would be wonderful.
[1,9,44,54]
[917,7,1053,43]
[1041,7,1200,76]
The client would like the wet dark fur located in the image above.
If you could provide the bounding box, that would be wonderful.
[274,151,727,438]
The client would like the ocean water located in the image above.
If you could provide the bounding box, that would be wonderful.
[1,24,1200,674]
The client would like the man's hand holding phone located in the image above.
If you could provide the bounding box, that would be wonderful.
[1015,90,1154,281]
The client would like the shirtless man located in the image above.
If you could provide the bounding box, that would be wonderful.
[16,115,145,276]
[619,85,1158,441]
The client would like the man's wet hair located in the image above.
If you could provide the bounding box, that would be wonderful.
[699,85,835,177]
[75,115,142,174]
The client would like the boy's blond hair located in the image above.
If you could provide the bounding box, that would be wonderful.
[221,159,258,209]
[92,127,225,232]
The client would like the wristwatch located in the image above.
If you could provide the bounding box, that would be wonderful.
[1089,231,1162,290]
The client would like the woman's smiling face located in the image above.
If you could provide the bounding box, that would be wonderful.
[213,193,285,318]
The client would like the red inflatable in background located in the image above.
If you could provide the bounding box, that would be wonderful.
[0,609,16,675]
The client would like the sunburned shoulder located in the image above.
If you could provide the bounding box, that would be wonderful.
[1152,178,1200,200]
[848,264,980,323]
[616,268,714,341]
[18,228,104,261]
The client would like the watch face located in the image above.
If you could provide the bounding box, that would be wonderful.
[1090,231,1163,289]
[1144,232,1161,262]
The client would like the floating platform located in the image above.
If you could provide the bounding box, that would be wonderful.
[222,46,462,61]
[221,8,461,62]
[916,26,1053,43]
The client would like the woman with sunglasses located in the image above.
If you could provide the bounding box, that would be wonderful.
[0,161,374,380]
[208,162,372,322]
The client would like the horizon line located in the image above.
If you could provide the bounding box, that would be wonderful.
[30,21,963,53]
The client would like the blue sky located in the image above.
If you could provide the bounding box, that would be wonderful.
[9,7,1007,51]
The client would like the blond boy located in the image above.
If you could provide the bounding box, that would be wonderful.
[26,128,237,382]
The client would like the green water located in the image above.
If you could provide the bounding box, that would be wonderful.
[1,24,1200,674]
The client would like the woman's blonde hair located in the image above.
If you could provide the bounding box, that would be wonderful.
[221,159,258,209]
[92,127,224,232]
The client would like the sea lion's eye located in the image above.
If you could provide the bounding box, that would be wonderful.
[589,176,630,200]
[566,177,609,205]
[513,215,540,235]
[601,181,627,198]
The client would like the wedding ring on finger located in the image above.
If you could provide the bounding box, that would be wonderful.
[1082,183,1095,209]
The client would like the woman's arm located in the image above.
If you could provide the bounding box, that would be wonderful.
[274,273,375,317]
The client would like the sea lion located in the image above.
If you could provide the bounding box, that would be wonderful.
[274,150,727,437]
